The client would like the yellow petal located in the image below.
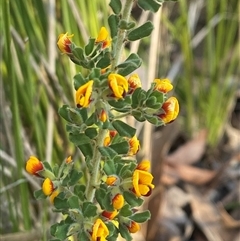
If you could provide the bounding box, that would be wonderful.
[96,27,109,43]
[42,178,54,196]
[154,78,173,93]
[92,219,109,241]
[75,80,94,108]
[136,160,150,171]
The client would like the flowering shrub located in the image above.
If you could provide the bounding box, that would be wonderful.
[26,0,179,240]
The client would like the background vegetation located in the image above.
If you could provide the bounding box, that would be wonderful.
[1,0,239,240]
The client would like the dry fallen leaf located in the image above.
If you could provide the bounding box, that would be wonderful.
[161,162,216,186]
[165,129,207,165]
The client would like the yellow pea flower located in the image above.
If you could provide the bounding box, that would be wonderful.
[158,97,179,124]
[128,135,140,156]
[57,32,74,54]
[154,78,173,93]
[91,218,109,241]
[75,80,94,108]
[108,73,128,99]
[132,160,154,197]
[95,27,111,48]
[26,156,44,176]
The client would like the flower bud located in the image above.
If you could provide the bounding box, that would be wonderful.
[42,178,54,196]
[128,135,140,156]
[127,221,141,233]
[128,74,141,93]
[102,210,118,220]
[26,156,44,176]
[157,97,179,124]
[57,32,74,54]
[66,156,72,164]
[106,175,118,186]
[99,109,107,122]
[112,194,124,210]
[154,78,173,93]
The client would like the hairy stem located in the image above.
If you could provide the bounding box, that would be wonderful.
[86,0,134,202]
[111,0,134,71]
[85,129,108,201]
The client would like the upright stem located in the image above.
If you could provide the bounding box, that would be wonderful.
[85,129,108,201]
[86,0,134,202]
[111,0,134,71]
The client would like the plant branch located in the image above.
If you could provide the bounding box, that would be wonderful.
[85,129,108,202]
[111,0,134,71]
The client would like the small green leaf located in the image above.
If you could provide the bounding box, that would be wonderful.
[108,97,131,112]
[67,223,81,236]
[54,197,69,209]
[68,107,86,125]
[77,231,90,241]
[78,143,93,158]
[132,110,146,122]
[69,133,91,146]
[131,88,146,108]
[85,38,95,56]
[50,223,58,237]
[108,15,119,38]
[68,169,83,185]
[119,204,132,217]
[109,141,129,155]
[130,210,151,223]
[34,189,47,200]
[82,202,97,217]
[74,73,86,90]
[96,53,111,68]
[109,0,122,14]
[145,114,163,126]
[85,127,98,139]
[117,53,142,76]
[58,105,71,122]
[137,0,162,12]
[119,223,132,241]
[42,161,52,172]
[72,46,85,61]
[112,120,136,138]
[74,184,85,200]
[85,112,97,126]
[123,191,144,207]
[95,188,113,211]
[103,159,116,175]
[98,146,118,159]
[119,20,136,30]
[128,21,154,41]
[67,196,79,209]
[55,223,70,240]
[88,68,101,80]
